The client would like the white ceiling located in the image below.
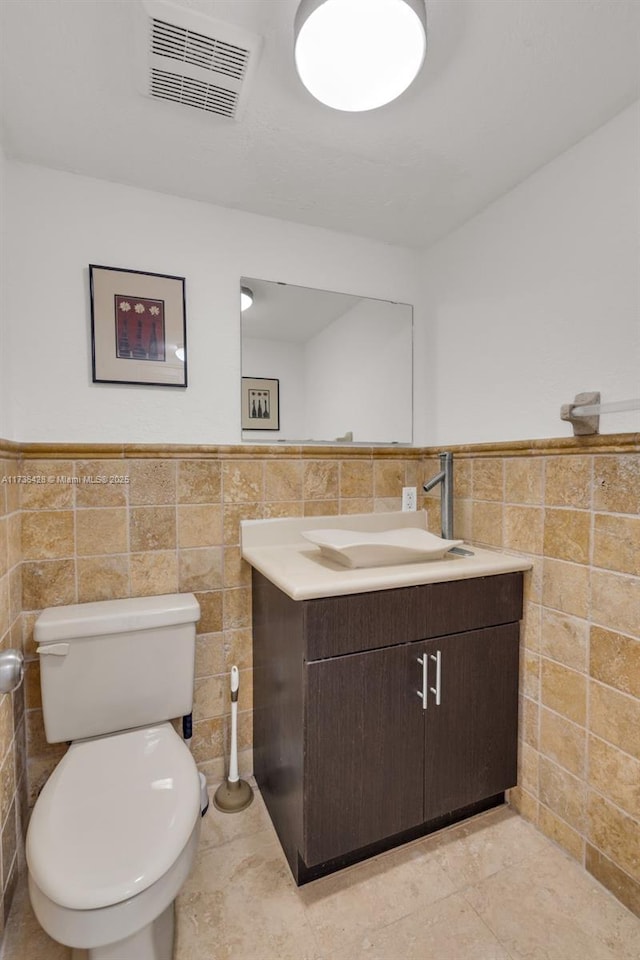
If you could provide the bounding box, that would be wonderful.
[1,0,639,248]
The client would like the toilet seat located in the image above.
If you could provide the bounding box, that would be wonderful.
[27,723,200,911]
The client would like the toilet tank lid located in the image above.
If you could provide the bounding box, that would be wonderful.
[35,593,200,644]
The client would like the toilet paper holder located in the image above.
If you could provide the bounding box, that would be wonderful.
[0,649,24,695]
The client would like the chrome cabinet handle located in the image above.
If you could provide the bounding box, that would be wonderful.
[416,655,427,709]
[429,651,441,705]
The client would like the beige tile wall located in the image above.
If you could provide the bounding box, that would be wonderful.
[425,445,639,917]
[4,436,639,921]
[16,447,424,801]
[0,454,27,936]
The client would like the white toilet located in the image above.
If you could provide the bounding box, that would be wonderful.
[26,593,202,960]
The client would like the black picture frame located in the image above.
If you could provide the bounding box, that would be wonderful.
[241,377,280,430]
[89,264,187,387]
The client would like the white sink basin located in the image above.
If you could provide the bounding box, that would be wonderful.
[301,527,463,568]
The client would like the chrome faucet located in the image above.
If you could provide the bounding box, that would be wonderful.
[423,452,454,540]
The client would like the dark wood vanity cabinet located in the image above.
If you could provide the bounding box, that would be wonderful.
[252,570,523,884]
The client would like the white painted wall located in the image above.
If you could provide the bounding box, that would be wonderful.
[241,337,305,441]
[304,299,413,443]
[414,101,640,446]
[3,162,417,444]
[0,142,9,439]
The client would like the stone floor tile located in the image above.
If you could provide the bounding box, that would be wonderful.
[464,842,640,960]
[420,804,550,888]
[328,891,511,960]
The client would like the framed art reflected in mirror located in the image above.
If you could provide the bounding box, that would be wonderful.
[241,377,280,430]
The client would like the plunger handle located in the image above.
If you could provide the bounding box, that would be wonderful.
[229,666,240,783]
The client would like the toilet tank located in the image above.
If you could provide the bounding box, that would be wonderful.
[35,594,200,744]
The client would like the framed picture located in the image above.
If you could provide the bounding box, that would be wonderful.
[89,264,187,387]
[241,377,280,430]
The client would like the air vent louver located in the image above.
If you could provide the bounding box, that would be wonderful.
[151,19,250,81]
[137,1,262,121]
[151,67,238,117]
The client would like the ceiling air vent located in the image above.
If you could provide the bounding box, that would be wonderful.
[136,1,263,121]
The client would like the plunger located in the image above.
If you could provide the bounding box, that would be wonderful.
[213,665,254,813]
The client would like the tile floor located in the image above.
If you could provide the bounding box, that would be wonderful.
[2,785,639,960]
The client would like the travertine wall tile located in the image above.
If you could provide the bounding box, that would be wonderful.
[540,659,586,726]
[586,845,640,917]
[195,633,225,679]
[339,460,373,499]
[589,681,640,760]
[538,804,584,861]
[593,513,640,577]
[539,756,586,832]
[19,461,75,510]
[305,498,339,516]
[223,546,251,588]
[471,501,503,546]
[177,461,221,504]
[130,506,176,552]
[539,708,586,777]
[472,458,504,501]
[128,460,176,505]
[223,587,251,630]
[522,602,541,652]
[590,626,640,698]
[593,455,640,515]
[223,628,252,671]
[452,459,472,499]
[263,500,304,521]
[130,551,178,597]
[76,508,128,556]
[545,456,591,508]
[591,570,640,639]
[21,510,74,561]
[520,696,539,749]
[373,460,403,498]
[77,556,129,603]
[303,461,338,500]
[587,791,640,882]
[179,548,223,593]
[340,497,375,515]
[504,505,543,554]
[517,741,539,794]
[542,559,589,618]
[543,508,590,565]
[504,457,543,505]
[520,651,540,700]
[194,591,223,635]
[540,609,588,672]
[264,460,303,502]
[75,461,129,507]
[178,504,223,549]
[22,559,75,609]
[587,736,640,820]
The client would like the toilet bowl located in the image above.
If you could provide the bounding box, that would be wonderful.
[27,723,201,959]
[26,594,202,959]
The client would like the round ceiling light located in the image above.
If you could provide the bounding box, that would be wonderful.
[294,0,427,112]
[241,286,254,312]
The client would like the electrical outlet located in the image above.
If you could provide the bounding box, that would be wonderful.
[402,486,417,511]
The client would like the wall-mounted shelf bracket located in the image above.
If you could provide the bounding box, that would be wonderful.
[560,391,601,435]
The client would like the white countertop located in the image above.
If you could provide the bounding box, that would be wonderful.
[241,511,532,601]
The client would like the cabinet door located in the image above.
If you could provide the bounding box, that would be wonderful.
[423,624,519,821]
[303,643,425,866]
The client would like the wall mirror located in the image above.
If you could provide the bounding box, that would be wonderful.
[240,277,413,444]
